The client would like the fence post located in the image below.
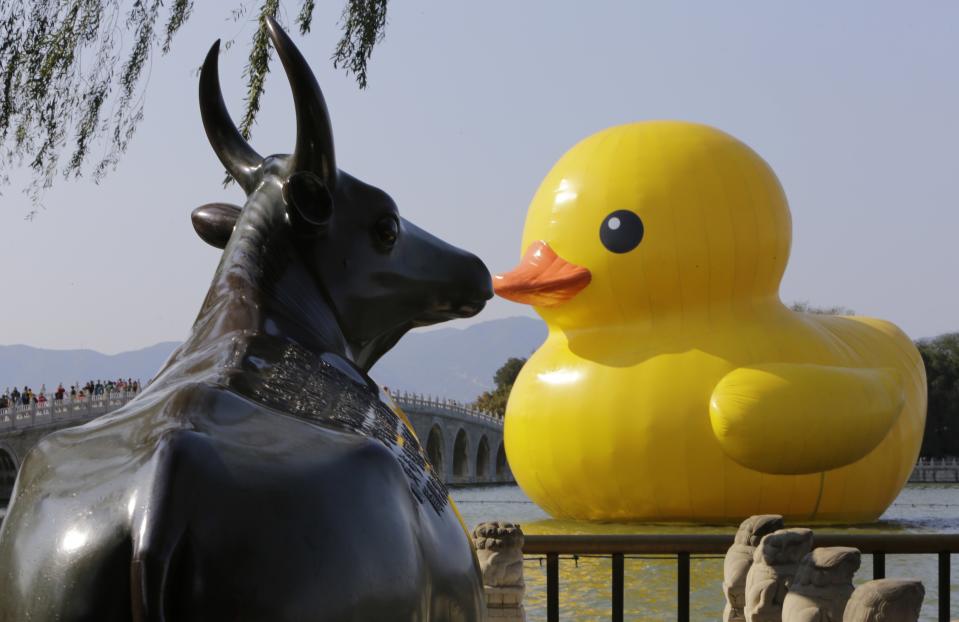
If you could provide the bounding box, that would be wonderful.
[678,552,690,622]
[611,552,624,622]
[547,553,559,622]
[939,552,950,622]
[872,552,885,579]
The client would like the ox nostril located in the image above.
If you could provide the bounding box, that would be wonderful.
[467,254,494,301]
[480,280,493,301]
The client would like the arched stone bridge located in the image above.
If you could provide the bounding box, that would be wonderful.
[390,392,513,488]
[0,390,512,506]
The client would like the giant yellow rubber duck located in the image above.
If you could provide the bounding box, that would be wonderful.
[494,121,926,523]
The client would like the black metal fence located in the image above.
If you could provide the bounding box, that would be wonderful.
[523,533,959,622]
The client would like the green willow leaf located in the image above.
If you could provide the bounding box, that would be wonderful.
[0,1,388,210]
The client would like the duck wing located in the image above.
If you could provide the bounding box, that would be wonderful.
[709,363,903,474]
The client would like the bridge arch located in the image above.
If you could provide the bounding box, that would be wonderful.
[0,391,513,488]
[476,435,490,479]
[0,446,18,504]
[495,442,508,478]
[426,425,444,478]
[453,428,470,478]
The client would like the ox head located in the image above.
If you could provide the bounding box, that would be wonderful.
[193,18,492,370]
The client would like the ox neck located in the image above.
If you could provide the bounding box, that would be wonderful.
[164,191,363,389]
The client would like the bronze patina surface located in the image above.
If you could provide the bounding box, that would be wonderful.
[0,18,491,621]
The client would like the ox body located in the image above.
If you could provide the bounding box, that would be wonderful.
[0,19,491,622]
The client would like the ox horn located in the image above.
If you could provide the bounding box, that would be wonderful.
[265,17,337,187]
[199,40,263,194]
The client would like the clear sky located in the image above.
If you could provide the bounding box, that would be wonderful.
[1,1,957,353]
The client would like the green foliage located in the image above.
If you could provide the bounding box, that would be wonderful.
[917,333,959,457]
[473,357,527,418]
[238,0,282,145]
[0,0,390,214]
[493,357,526,389]
[332,0,387,89]
[789,301,856,316]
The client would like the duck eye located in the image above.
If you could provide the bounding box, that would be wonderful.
[373,215,399,250]
[600,210,643,253]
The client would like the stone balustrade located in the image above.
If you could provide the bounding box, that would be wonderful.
[910,456,959,483]
[392,391,503,427]
[1,387,512,501]
[0,393,137,432]
[0,389,503,432]
[467,519,933,621]
[724,517,926,622]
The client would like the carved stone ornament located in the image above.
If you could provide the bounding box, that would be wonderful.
[842,579,924,622]
[473,522,526,621]
[745,528,815,622]
[724,515,786,622]
[782,546,861,622]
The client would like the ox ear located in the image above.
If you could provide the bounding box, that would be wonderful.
[192,203,241,249]
[283,171,333,230]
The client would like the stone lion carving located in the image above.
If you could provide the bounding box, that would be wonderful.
[745,528,814,622]
[842,579,924,622]
[472,522,526,621]
[782,547,861,622]
[724,515,786,622]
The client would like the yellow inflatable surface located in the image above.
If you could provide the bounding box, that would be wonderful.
[494,122,926,523]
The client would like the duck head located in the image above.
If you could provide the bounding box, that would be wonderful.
[495,121,793,330]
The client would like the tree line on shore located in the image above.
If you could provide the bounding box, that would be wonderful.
[916,333,959,457]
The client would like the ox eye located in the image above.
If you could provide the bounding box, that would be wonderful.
[600,210,644,253]
[373,216,399,250]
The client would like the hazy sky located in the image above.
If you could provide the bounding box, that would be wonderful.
[1,1,957,353]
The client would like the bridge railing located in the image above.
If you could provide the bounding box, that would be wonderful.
[392,391,503,426]
[0,393,137,431]
[525,533,959,622]
[917,457,959,467]
[1,388,502,430]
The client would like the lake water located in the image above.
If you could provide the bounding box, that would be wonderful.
[2,484,954,619]
[452,483,959,621]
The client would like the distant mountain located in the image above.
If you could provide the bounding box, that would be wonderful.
[0,317,547,402]
[0,342,179,392]
[371,316,547,402]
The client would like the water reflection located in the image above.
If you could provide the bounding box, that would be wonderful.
[521,555,726,620]
[453,484,959,620]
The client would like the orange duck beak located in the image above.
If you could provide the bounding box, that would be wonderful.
[493,241,591,307]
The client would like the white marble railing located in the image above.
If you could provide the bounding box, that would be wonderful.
[391,391,503,427]
[915,457,959,467]
[0,389,502,432]
[0,393,138,431]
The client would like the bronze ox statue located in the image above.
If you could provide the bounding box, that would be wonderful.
[0,18,491,621]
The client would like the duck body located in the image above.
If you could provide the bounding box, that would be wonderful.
[506,306,924,522]
[496,121,926,523]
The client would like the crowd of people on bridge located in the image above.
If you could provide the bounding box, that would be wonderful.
[0,378,141,410]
